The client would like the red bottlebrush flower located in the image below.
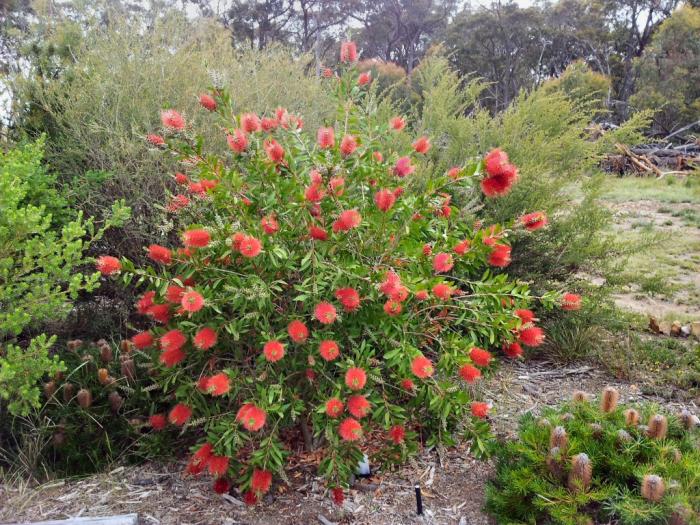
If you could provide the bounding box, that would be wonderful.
[470,347,493,367]
[264,139,285,164]
[433,252,454,273]
[335,288,360,312]
[340,135,358,156]
[148,244,172,264]
[167,194,190,212]
[390,285,409,302]
[459,364,481,383]
[520,211,548,231]
[322,67,334,78]
[503,342,523,358]
[137,291,155,314]
[147,134,165,146]
[516,309,536,324]
[261,215,279,235]
[412,136,431,154]
[562,293,582,311]
[182,229,210,248]
[374,189,396,212]
[317,127,335,149]
[238,235,262,258]
[227,129,248,153]
[332,487,344,505]
[345,367,367,391]
[194,327,217,350]
[206,373,230,396]
[305,368,316,381]
[168,403,192,426]
[432,283,453,300]
[379,270,402,296]
[326,398,344,417]
[481,163,518,197]
[315,302,337,324]
[305,183,325,202]
[147,303,170,324]
[149,413,167,430]
[161,109,185,131]
[347,395,371,418]
[390,116,406,131]
[251,469,273,494]
[319,340,340,361]
[261,117,278,131]
[243,490,258,505]
[415,290,429,301]
[181,290,204,313]
[275,107,288,121]
[488,244,512,267]
[199,94,217,111]
[454,239,471,255]
[185,457,206,476]
[388,425,406,444]
[208,455,230,477]
[241,112,261,133]
[384,299,402,316]
[471,402,490,419]
[213,478,230,494]
[96,256,121,275]
[393,156,415,177]
[174,172,188,184]
[196,376,210,393]
[423,244,433,256]
[484,148,509,176]
[357,71,372,86]
[287,320,309,343]
[519,326,545,347]
[339,417,363,441]
[447,166,461,179]
[329,177,345,196]
[401,378,415,390]
[160,346,185,367]
[160,329,187,352]
[411,356,434,378]
[373,151,384,162]
[188,181,205,195]
[132,331,154,349]
[340,41,358,63]
[309,225,328,240]
[263,340,285,362]
[193,443,213,464]
[236,403,267,432]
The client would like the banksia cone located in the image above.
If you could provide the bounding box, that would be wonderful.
[54,370,65,381]
[567,453,592,493]
[647,414,668,440]
[624,408,639,427]
[679,410,699,430]
[76,388,93,408]
[641,474,665,502]
[119,340,133,354]
[98,368,110,385]
[550,426,568,451]
[67,339,83,351]
[601,387,619,413]
[617,429,632,444]
[589,423,603,439]
[572,390,589,403]
[121,359,136,382]
[546,447,566,481]
[109,391,124,413]
[100,344,113,363]
[44,381,57,399]
[63,382,75,402]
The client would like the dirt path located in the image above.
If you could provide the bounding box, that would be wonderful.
[2,361,696,525]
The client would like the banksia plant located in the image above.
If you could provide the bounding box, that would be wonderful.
[641,474,665,502]
[601,386,619,413]
[549,426,568,451]
[624,408,639,427]
[567,453,592,493]
[647,414,668,440]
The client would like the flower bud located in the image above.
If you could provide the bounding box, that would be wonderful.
[589,423,603,439]
[44,381,57,399]
[546,447,565,481]
[77,388,93,408]
[63,382,75,403]
[646,414,668,440]
[98,368,110,385]
[679,410,699,430]
[119,340,133,354]
[109,391,124,413]
[121,359,136,382]
[549,426,568,451]
[572,390,589,403]
[624,408,639,427]
[600,387,619,413]
[100,344,113,363]
[567,453,592,493]
[617,429,632,444]
[640,474,665,502]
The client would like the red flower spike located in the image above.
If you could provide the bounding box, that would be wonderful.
[488,244,512,267]
[149,413,166,430]
[314,302,337,324]
[325,398,344,418]
[339,417,363,441]
[213,478,230,494]
[236,403,267,431]
[161,109,185,131]
[390,116,406,131]
[433,252,454,273]
[168,403,192,426]
[148,244,172,264]
[516,309,536,324]
[206,373,230,396]
[520,211,548,231]
[319,340,340,361]
[412,136,431,154]
[561,293,582,311]
[96,256,121,275]
[181,290,204,313]
[227,129,248,153]
[335,288,360,312]
[199,94,217,111]
[503,342,524,358]
[374,189,396,212]
[340,41,358,63]
[317,127,335,149]
[251,469,273,494]
[471,402,490,419]
[263,340,285,362]
[287,320,309,343]
[411,356,434,378]
[519,326,545,347]
[194,327,217,350]
[358,71,372,86]
[132,331,154,349]
[469,347,493,367]
[388,425,406,444]
[347,394,371,418]
[393,156,415,177]
[239,235,262,258]
[182,229,210,248]
[345,367,367,391]
[459,364,481,383]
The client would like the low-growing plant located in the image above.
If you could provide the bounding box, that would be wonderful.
[96,42,577,502]
[486,387,700,525]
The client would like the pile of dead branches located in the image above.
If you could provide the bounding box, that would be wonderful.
[603,142,699,176]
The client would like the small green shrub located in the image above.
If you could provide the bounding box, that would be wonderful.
[486,387,700,525]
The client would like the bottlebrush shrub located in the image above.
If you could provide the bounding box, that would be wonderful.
[99,44,569,501]
[486,387,700,525]
[37,338,160,475]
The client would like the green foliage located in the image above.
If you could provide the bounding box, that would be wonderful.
[486,390,700,524]
[0,335,64,417]
[630,5,700,133]
[541,60,611,117]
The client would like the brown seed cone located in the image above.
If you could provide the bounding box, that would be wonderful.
[119,340,133,354]
[62,382,75,403]
[76,388,92,408]
[546,447,566,481]
[100,345,113,363]
[550,426,568,451]
[624,408,640,427]
[601,387,619,413]
[121,359,136,381]
[572,390,589,403]
[44,381,57,399]
[53,370,65,381]
[641,474,665,502]
[97,368,110,385]
[647,414,668,440]
[52,432,66,447]
[568,453,593,493]
[108,391,124,413]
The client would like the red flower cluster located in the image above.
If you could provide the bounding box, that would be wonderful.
[481,149,519,197]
